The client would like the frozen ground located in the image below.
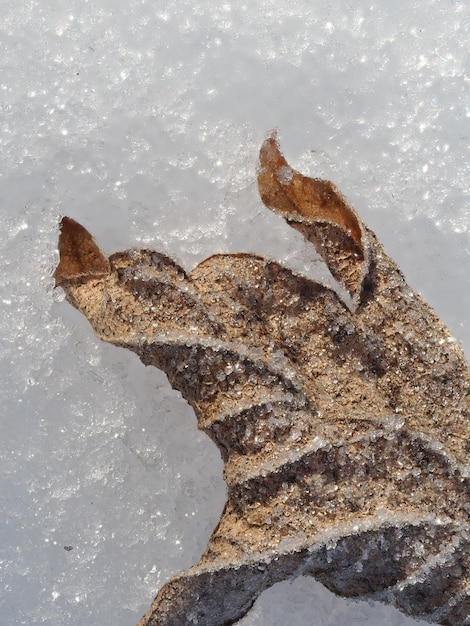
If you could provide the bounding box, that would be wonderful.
[1,1,469,624]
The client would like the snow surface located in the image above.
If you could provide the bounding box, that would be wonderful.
[1,0,469,624]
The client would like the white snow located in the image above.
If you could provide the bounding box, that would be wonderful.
[1,0,469,624]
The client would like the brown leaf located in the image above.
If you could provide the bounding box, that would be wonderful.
[55,137,470,626]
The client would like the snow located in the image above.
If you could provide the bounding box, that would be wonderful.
[1,0,469,624]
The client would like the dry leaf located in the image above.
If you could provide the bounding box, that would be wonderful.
[55,134,470,626]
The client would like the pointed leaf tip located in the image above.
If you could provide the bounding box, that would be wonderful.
[257,135,368,306]
[258,134,362,244]
[54,216,109,286]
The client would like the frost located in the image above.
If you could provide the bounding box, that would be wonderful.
[3,1,468,625]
